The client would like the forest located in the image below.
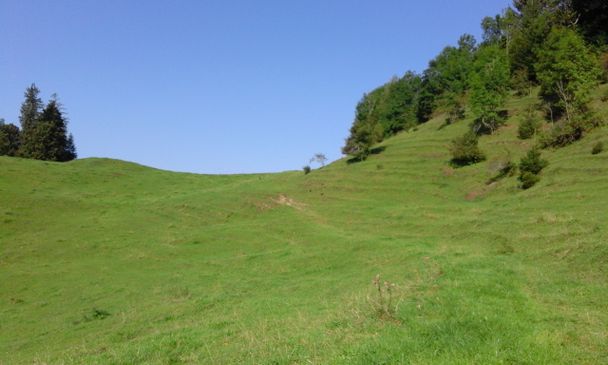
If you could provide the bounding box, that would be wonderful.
[342,0,607,188]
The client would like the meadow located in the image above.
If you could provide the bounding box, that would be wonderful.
[1,86,607,364]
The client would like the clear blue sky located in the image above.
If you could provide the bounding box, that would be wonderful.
[1,0,511,174]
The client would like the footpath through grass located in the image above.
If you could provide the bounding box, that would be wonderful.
[1,87,608,364]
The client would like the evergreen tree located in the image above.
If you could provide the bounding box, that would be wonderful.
[65,133,77,161]
[18,84,44,158]
[518,147,548,189]
[20,94,77,161]
[19,84,43,131]
[0,120,21,156]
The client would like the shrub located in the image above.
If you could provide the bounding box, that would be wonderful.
[540,112,601,148]
[517,108,541,140]
[371,274,398,320]
[592,141,604,155]
[520,148,548,175]
[450,131,486,166]
[302,165,311,175]
[519,171,541,189]
[518,148,548,189]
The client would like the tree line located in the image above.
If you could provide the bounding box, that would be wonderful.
[0,84,76,161]
[342,1,606,151]
[342,0,607,188]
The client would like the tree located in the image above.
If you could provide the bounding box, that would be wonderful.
[342,117,383,161]
[20,94,77,161]
[517,108,541,139]
[19,84,43,131]
[310,153,327,167]
[518,147,548,189]
[535,27,601,122]
[0,119,21,156]
[343,72,423,160]
[508,0,575,81]
[481,15,504,45]
[18,84,44,158]
[423,34,477,98]
[469,44,510,134]
[570,0,608,45]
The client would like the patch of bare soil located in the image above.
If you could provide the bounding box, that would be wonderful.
[272,194,306,210]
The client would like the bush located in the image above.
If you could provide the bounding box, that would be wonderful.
[592,141,604,155]
[540,112,601,148]
[450,131,486,167]
[302,165,311,175]
[519,171,541,189]
[518,148,548,189]
[520,148,548,175]
[517,108,541,140]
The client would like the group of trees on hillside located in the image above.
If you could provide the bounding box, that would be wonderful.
[342,0,607,174]
[0,84,76,161]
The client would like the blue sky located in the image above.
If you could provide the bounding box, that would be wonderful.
[1,0,511,174]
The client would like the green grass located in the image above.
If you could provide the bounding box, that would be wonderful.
[1,86,608,364]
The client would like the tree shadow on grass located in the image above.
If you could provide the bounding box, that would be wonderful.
[346,146,387,164]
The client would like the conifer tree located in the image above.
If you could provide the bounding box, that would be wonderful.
[18,84,44,158]
[40,95,76,161]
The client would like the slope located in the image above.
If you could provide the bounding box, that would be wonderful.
[1,86,607,364]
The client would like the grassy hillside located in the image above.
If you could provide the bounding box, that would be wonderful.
[1,86,607,364]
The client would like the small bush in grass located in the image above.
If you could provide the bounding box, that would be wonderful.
[519,172,541,189]
[518,148,548,189]
[450,131,486,167]
[82,308,110,322]
[371,274,398,320]
[302,165,311,175]
[518,108,541,140]
[592,141,604,155]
